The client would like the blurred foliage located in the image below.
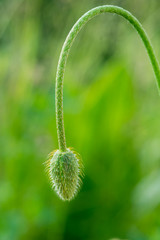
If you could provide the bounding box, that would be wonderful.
[1,0,160,239]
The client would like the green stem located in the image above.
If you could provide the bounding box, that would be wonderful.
[56,5,160,152]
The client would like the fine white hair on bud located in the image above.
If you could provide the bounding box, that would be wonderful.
[46,148,83,201]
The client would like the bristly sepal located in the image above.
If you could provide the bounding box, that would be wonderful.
[46,148,83,201]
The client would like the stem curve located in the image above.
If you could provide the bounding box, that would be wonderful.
[56,5,160,152]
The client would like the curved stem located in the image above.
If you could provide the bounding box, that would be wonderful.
[56,5,160,152]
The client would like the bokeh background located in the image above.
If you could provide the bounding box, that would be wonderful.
[1,0,160,239]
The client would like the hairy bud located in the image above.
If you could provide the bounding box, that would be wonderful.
[47,149,83,201]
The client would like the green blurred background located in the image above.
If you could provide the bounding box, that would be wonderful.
[1,0,160,239]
